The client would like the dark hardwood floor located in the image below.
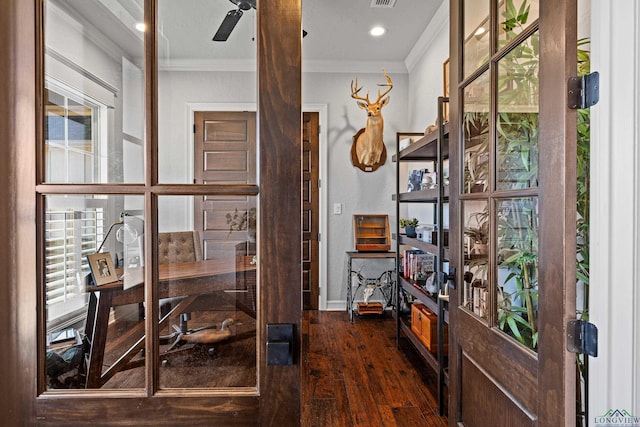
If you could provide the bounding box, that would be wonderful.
[72,306,446,426]
[302,311,447,427]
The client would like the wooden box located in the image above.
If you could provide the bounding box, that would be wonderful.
[357,302,383,315]
[411,303,448,354]
[353,214,391,252]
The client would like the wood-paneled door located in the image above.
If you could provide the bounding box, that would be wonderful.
[448,0,577,425]
[302,112,319,310]
[2,0,303,425]
[194,111,257,261]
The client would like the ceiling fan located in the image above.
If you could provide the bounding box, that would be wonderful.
[212,0,256,42]
[213,0,308,42]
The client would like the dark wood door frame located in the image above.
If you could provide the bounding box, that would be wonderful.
[302,112,320,310]
[1,0,303,424]
[448,0,577,425]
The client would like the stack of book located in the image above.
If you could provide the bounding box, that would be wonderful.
[402,249,435,281]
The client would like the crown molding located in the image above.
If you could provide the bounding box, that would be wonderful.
[159,58,408,74]
[404,0,449,73]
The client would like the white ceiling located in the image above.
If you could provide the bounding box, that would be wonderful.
[56,0,444,73]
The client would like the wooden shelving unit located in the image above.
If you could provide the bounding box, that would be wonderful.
[394,97,449,415]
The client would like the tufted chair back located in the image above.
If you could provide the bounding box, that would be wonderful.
[158,231,202,265]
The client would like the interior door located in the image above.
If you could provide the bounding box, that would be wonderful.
[302,112,319,310]
[448,0,577,425]
[16,0,302,424]
[194,111,257,261]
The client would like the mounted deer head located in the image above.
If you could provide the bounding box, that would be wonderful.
[350,69,393,172]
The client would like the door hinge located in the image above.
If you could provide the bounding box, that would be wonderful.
[568,71,599,109]
[567,319,598,357]
[193,124,196,133]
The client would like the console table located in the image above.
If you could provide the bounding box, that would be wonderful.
[345,251,396,322]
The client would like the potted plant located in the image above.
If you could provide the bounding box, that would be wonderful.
[399,218,419,238]
[226,207,257,242]
[464,212,489,256]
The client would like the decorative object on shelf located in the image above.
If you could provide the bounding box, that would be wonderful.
[362,286,375,303]
[411,303,448,355]
[399,138,412,151]
[407,169,423,191]
[464,211,489,256]
[442,58,450,122]
[421,169,437,190]
[353,214,391,251]
[226,207,257,242]
[399,218,419,238]
[87,252,119,286]
[349,69,393,172]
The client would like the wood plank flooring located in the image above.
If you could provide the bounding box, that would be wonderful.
[302,311,447,427]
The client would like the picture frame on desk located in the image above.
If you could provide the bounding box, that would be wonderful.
[87,252,119,286]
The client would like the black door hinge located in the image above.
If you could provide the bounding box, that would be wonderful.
[567,319,598,357]
[568,72,599,109]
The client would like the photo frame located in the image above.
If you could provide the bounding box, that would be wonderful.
[87,252,119,286]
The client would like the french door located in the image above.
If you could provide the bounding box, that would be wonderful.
[2,0,302,425]
[448,0,577,425]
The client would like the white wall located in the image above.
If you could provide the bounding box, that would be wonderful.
[303,71,409,305]
[406,1,450,132]
[589,0,640,422]
[404,1,450,229]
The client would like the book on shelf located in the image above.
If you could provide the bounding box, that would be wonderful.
[402,249,435,280]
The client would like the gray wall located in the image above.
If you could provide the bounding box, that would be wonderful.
[157,69,409,305]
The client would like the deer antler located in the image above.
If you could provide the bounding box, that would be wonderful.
[373,69,393,104]
[351,76,370,104]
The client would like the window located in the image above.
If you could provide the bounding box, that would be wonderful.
[44,81,107,324]
[45,207,104,323]
[44,82,102,184]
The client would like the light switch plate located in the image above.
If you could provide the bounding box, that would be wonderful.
[333,203,342,215]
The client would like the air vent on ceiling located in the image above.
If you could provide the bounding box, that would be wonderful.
[370,0,396,8]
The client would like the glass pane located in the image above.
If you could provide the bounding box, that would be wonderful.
[462,200,489,320]
[496,31,539,190]
[157,0,257,184]
[44,0,144,183]
[157,195,257,389]
[496,197,538,351]
[498,0,539,43]
[463,0,490,79]
[463,70,490,193]
[44,194,145,390]
[46,145,67,182]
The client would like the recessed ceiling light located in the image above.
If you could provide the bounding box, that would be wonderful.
[370,26,386,37]
[135,22,146,32]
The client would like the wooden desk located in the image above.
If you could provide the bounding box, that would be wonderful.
[84,257,256,388]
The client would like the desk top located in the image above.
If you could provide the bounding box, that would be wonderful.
[346,251,396,259]
[87,256,256,292]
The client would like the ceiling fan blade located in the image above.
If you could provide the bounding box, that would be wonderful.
[230,0,256,9]
[212,9,243,42]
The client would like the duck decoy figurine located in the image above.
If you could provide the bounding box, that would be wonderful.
[180,318,235,345]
